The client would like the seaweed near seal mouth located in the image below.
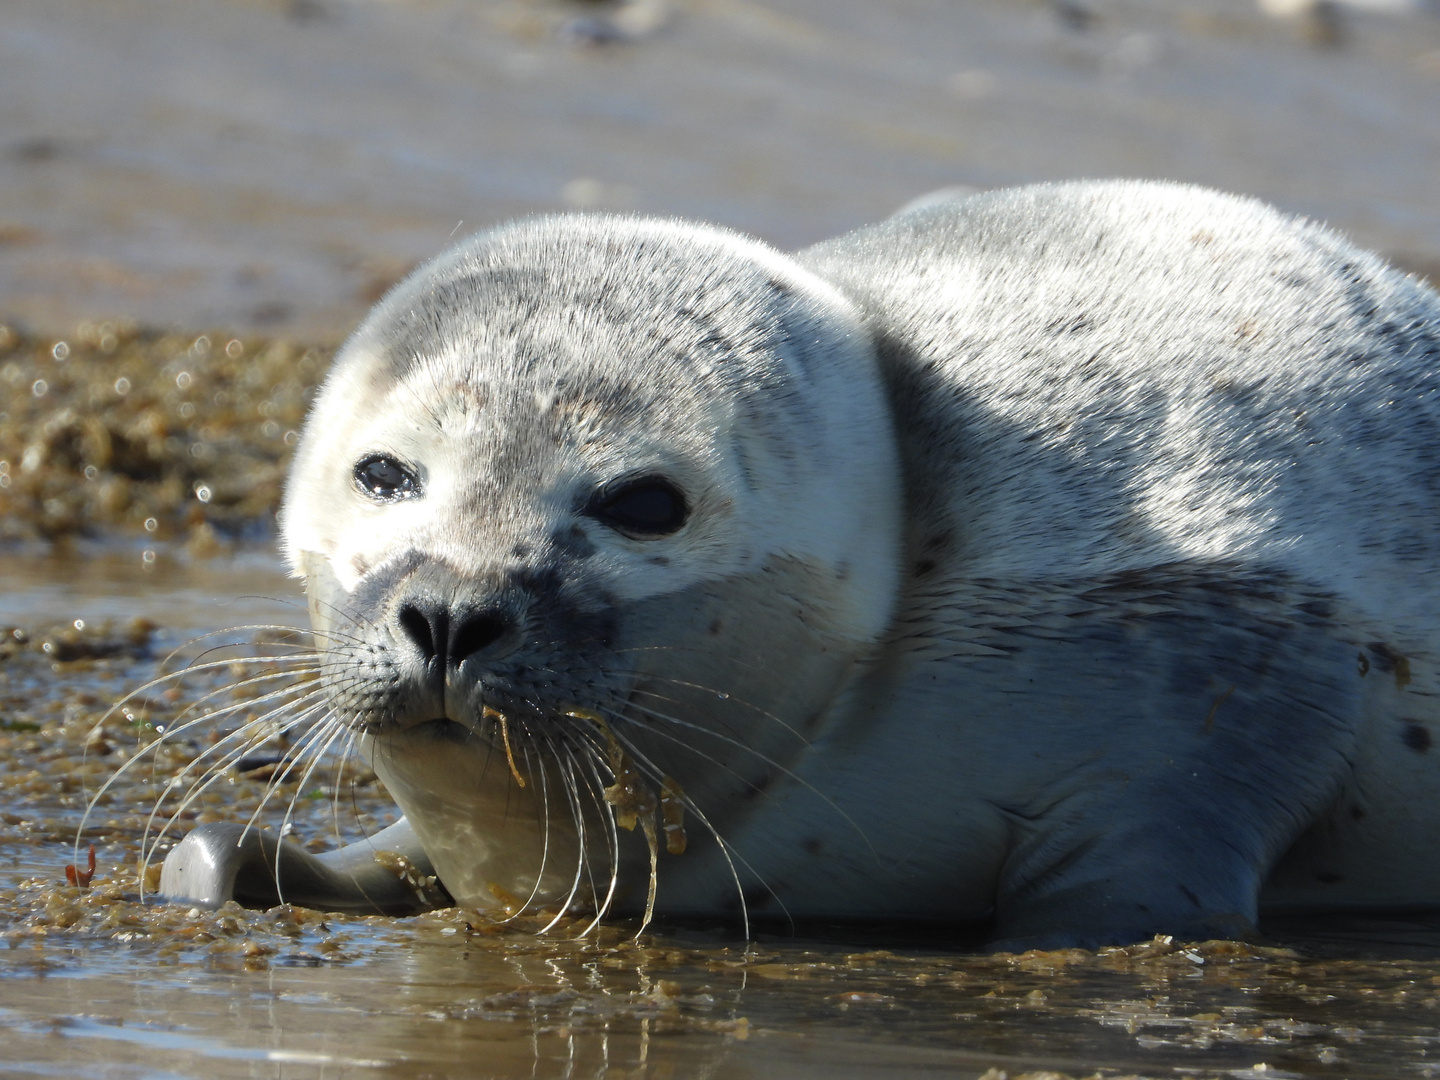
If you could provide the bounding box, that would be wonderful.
[565,706,666,932]
[482,705,527,788]
[556,706,691,933]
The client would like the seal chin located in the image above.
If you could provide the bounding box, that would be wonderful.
[358,719,588,915]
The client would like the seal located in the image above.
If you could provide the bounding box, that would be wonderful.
[157,180,1440,948]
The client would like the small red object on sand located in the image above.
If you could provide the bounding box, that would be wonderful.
[64,843,96,888]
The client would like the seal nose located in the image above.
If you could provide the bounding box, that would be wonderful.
[396,601,516,669]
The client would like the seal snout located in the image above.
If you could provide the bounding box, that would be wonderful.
[395,599,520,670]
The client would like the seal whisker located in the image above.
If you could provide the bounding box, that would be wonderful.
[298,592,374,638]
[89,651,322,737]
[138,694,335,885]
[149,623,361,677]
[270,717,351,906]
[592,713,763,938]
[543,749,594,932]
[152,688,331,843]
[81,653,328,802]
[617,698,879,860]
[545,730,617,924]
[149,666,328,738]
[607,643,776,674]
[78,675,329,865]
[326,725,360,850]
[234,704,348,852]
[592,664,811,745]
[332,727,380,852]
[505,733,560,920]
[565,740,624,935]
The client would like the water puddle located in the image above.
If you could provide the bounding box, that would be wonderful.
[0,546,303,630]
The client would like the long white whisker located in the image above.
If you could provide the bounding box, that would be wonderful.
[272,718,349,905]
[596,714,763,937]
[561,740,623,937]
[620,698,878,863]
[79,674,327,864]
[139,694,334,890]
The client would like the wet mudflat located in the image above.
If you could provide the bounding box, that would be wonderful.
[3,571,1440,1080]
[0,467,1439,1078]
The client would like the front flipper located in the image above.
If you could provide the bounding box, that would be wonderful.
[158,817,451,915]
[966,571,1367,952]
[987,812,1268,952]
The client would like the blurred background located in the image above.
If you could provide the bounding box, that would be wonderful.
[3,0,1439,343]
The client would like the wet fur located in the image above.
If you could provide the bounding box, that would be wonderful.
[156,180,1440,948]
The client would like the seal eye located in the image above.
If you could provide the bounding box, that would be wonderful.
[587,477,688,539]
[354,454,421,502]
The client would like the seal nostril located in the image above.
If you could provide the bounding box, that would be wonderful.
[397,602,510,668]
[450,611,513,665]
[397,603,444,664]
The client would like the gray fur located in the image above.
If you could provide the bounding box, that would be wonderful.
[161,180,1440,948]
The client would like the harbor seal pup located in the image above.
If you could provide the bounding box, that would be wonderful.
[159,180,1440,948]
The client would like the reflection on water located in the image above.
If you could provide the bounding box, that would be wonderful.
[5,895,1440,1079]
[2,554,1440,1079]
[0,545,303,630]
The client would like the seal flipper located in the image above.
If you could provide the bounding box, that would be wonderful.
[986,820,1266,953]
[158,817,450,915]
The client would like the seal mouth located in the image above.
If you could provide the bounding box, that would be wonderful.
[404,716,477,743]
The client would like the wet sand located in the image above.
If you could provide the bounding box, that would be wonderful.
[5,1,1440,1076]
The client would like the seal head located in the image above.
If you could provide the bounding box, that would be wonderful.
[279,215,902,914]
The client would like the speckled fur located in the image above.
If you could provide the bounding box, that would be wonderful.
[268,180,1440,947]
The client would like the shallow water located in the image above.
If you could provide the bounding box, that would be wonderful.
[0,546,303,629]
[3,555,1440,1079]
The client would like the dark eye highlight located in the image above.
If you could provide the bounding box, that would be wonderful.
[354,454,422,502]
[586,476,688,539]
